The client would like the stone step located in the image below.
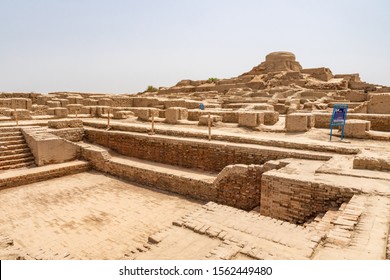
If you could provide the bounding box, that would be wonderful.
[0,160,90,190]
[0,156,35,168]
[0,139,26,146]
[0,143,29,151]
[0,148,31,157]
[0,160,35,171]
[0,152,34,162]
[0,135,24,142]
[0,127,21,133]
[0,131,22,138]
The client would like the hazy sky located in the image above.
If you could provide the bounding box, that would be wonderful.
[1,0,389,94]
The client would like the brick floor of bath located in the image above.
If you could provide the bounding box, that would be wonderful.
[0,171,202,259]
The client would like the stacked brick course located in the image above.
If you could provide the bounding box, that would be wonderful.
[260,174,357,224]
[353,151,390,171]
[0,161,89,190]
[84,129,329,172]
[214,164,264,210]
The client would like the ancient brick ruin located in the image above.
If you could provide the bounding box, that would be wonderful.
[0,51,390,260]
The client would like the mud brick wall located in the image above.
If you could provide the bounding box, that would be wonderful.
[214,164,264,210]
[84,129,329,172]
[80,145,217,202]
[353,153,390,171]
[131,97,161,108]
[367,93,390,114]
[105,161,216,202]
[80,143,276,210]
[111,97,133,107]
[0,92,41,104]
[187,110,239,123]
[314,112,390,132]
[48,119,83,129]
[260,174,357,224]
[49,128,84,142]
[31,105,49,115]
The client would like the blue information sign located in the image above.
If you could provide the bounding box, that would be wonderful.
[330,104,348,141]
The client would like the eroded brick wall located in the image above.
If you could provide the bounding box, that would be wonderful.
[314,112,390,132]
[49,128,84,142]
[260,174,357,224]
[214,164,264,210]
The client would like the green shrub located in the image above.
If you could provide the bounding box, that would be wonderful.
[207,77,219,83]
[146,85,158,92]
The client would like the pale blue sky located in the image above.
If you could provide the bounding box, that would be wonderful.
[1,0,389,94]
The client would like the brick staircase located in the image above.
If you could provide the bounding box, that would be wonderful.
[0,127,35,170]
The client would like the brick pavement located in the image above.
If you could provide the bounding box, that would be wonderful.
[0,171,201,259]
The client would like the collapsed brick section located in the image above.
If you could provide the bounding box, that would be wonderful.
[214,164,264,209]
[260,174,357,224]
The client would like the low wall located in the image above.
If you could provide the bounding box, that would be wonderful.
[260,172,357,224]
[188,110,239,123]
[84,129,330,173]
[353,152,390,171]
[108,160,216,202]
[83,120,358,155]
[48,119,83,129]
[314,112,390,131]
[0,161,90,190]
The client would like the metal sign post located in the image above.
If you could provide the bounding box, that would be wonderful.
[330,104,348,141]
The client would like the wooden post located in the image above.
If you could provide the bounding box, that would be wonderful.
[151,114,155,134]
[107,107,111,129]
[14,108,19,126]
[208,113,211,141]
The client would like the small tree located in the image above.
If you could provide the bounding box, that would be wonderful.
[207,77,219,83]
[146,85,158,92]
